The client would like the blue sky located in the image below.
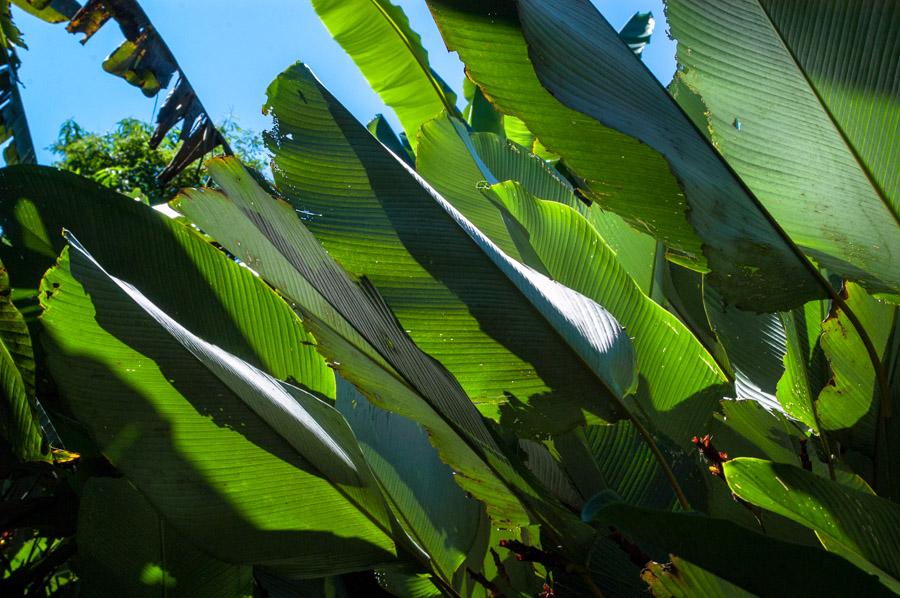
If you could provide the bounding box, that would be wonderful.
[14,0,676,164]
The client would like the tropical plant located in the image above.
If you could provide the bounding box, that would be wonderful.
[0,0,898,596]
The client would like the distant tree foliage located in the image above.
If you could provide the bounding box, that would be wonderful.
[49,117,268,204]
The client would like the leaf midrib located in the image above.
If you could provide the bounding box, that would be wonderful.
[367,0,456,117]
[753,0,900,228]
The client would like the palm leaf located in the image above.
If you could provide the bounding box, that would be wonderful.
[591,502,894,596]
[78,477,254,597]
[260,62,636,433]
[667,0,900,296]
[724,457,900,589]
[311,0,458,145]
[40,237,397,574]
[0,257,45,460]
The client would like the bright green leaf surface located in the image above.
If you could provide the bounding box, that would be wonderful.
[261,63,636,432]
[41,241,397,573]
[311,0,458,145]
[667,0,900,296]
[512,0,824,311]
[725,457,900,587]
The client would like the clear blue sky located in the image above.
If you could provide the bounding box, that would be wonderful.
[14,0,676,164]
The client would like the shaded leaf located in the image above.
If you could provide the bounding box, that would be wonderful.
[336,375,485,583]
[261,62,636,433]
[724,457,900,587]
[0,257,45,460]
[590,502,893,596]
[78,477,254,597]
[667,0,900,296]
[40,239,397,573]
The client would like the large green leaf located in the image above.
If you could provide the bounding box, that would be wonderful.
[78,477,254,597]
[41,239,397,574]
[427,0,825,311]
[416,116,728,445]
[590,503,893,596]
[515,0,836,310]
[725,457,900,588]
[260,62,637,433]
[311,0,457,145]
[336,375,484,583]
[425,0,703,272]
[173,157,532,527]
[667,0,900,296]
[0,165,335,399]
[0,257,45,460]
[776,299,831,432]
[817,283,896,454]
[466,130,661,299]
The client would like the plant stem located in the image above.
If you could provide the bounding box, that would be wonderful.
[627,411,691,511]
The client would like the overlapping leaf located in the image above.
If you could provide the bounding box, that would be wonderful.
[0,257,45,460]
[667,0,900,296]
[590,502,893,596]
[416,116,727,446]
[78,477,254,597]
[260,62,636,433]
[817,283,896,453]
[0,165,334,398]
[173,156,532,526]
[427,0,825,311]
[725,458,900,590]
[336,376,485,583]
[311,0,458,145]
[41,238,397,574]
[425,0,704,272]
